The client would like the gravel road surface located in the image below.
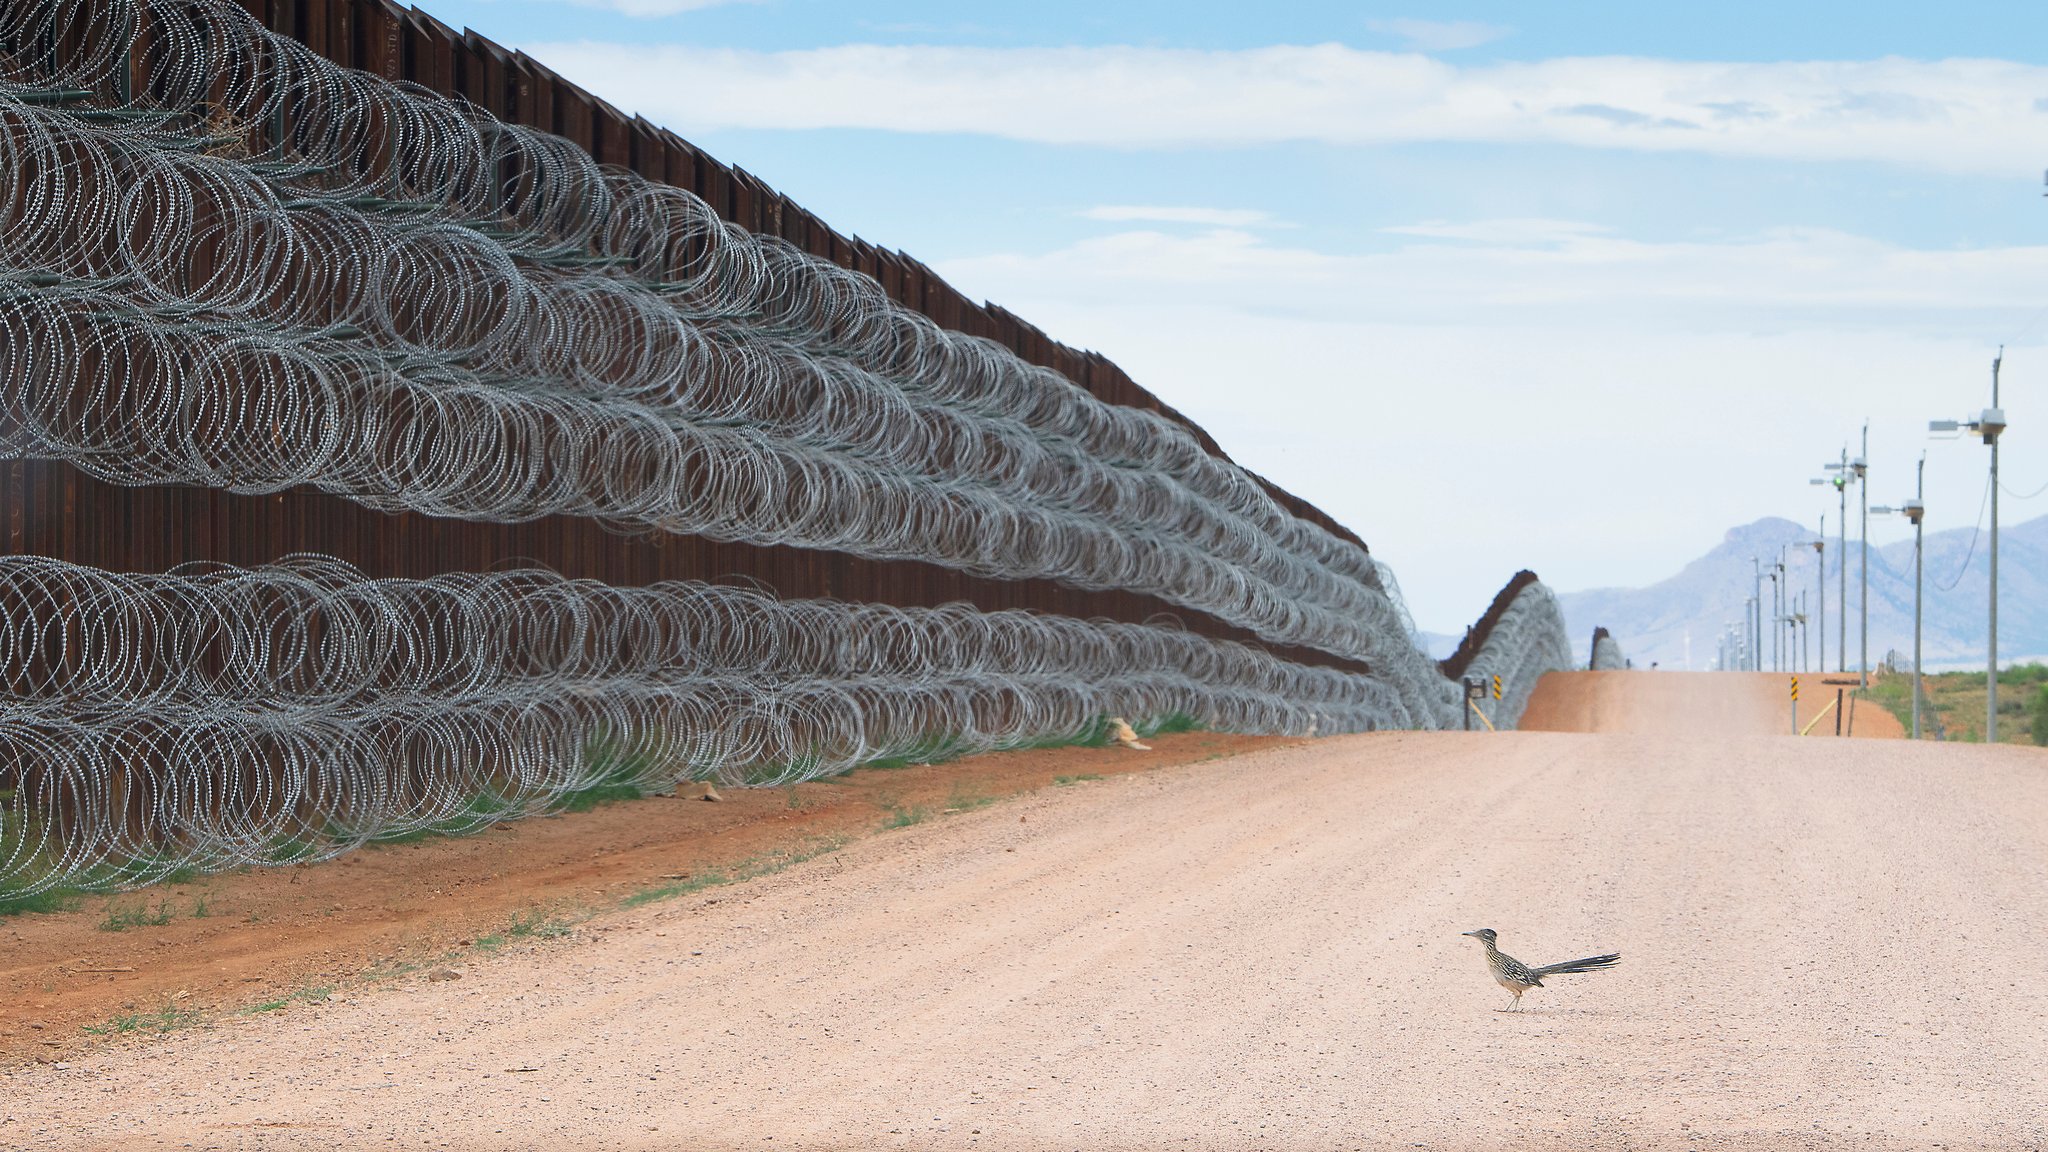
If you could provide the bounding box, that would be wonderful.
[8,673,2045,1150]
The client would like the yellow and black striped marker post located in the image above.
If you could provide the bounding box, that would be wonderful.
[1790,676,1799,734]
[1491,674,1502,701]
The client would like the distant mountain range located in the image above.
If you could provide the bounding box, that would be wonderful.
[1552,513,2048,671]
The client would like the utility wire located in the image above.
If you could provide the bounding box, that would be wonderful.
[1934,471,1994,593]
[2007,304,2048,347]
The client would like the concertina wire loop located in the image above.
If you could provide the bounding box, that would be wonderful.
[1591,632,1628,671]
[0,554,1415,894]
[0,1,1573,895]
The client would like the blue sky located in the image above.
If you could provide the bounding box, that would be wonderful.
[424,2,2048,61]
[420,1,2048,632]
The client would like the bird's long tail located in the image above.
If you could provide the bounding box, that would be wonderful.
[1533,953,1620,977]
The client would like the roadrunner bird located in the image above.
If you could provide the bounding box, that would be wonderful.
[1461,928,1619,1011]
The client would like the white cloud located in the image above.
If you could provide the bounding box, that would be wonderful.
[1366,18,1512,52]
[1380,218,1611,245]
[928,225,2048,628]
[1080,206,1278,228]
[522,40,2048,173]
[942,222,2048,333]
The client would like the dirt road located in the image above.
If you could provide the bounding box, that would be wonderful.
[8,674,2045,1150]
[0,730,1291,1058]
[1519,670,1905,738]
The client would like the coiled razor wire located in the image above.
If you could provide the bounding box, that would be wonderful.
[0,1,1576,895]
[0,7,1437,686]
[0,555,1415,896]
[1591,631,1627,671]
[1452,583,1574,731]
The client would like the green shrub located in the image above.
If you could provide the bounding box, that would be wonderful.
[555,729,661,812]
[99,898,174,932]
[0,887,80,918]
[0,808,76,917]
[1141,712,1204,737]
[2031,685,2048,747]
[367,790,523,845]
[858,736,965,772]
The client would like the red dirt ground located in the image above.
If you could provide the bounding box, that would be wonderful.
[1,730,1296,1064]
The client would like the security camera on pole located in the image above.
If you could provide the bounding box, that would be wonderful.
[1930,350,2008,742]
[1819,438,1868,684]
[1815,447,1851,672]
[1775,549,1788,672]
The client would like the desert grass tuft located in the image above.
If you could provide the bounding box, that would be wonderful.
[84,1001,203,1036]
[98,898,174,932]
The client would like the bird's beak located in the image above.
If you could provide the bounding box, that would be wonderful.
[1460,930,1478,938]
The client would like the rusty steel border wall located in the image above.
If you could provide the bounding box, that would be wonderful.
[0,0,1374,677]
[1439,571,1541,681]
[252,0,1365,553]
[1589,627,1627,671]
[296,0,1359,532]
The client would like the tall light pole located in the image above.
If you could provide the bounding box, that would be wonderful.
[1765,566,1781,672]
[1750,559,1764,672]
[1989,355,2002,740]
[1931,352,2009,743]
[1908,459,1926,739]
[1750,594,1762,672]
[1782,545,1793,669]
[1812,514,1825,678]
[1857,425,1869,688]
[1817,446,1850,671]
[1786,593,1802,673]
[1873,469,1927,738]
[1766,561,1777,673]
[1774,552,1788,672]
[1799,593,1809,673]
